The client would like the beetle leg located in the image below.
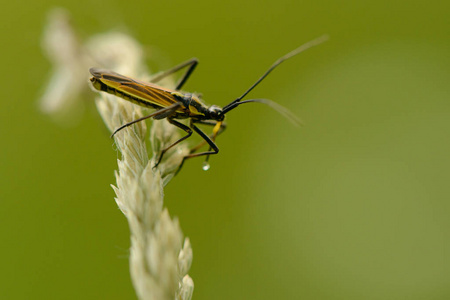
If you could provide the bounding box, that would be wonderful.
[111,102,182,137]
[175,121,220,175]
[153,118,192,168]
[189,120,227,154]
[149,58,199,90]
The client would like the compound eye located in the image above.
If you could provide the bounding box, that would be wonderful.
[209,105,223,120]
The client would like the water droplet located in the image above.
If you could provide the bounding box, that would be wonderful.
[202,162,210,171]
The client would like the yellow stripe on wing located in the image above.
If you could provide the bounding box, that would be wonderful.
[91,68,184,111]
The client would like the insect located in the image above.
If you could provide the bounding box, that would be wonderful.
[90,35,328,173]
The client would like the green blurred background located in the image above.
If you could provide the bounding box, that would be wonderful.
[1,0,449,299]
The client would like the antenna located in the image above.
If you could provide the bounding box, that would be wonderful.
[222,35,329,114]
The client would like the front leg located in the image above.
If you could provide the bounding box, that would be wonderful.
[175,121,220,175]
[189,120,227,154]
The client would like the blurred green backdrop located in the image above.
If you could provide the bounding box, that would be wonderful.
[1,0,449,299]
